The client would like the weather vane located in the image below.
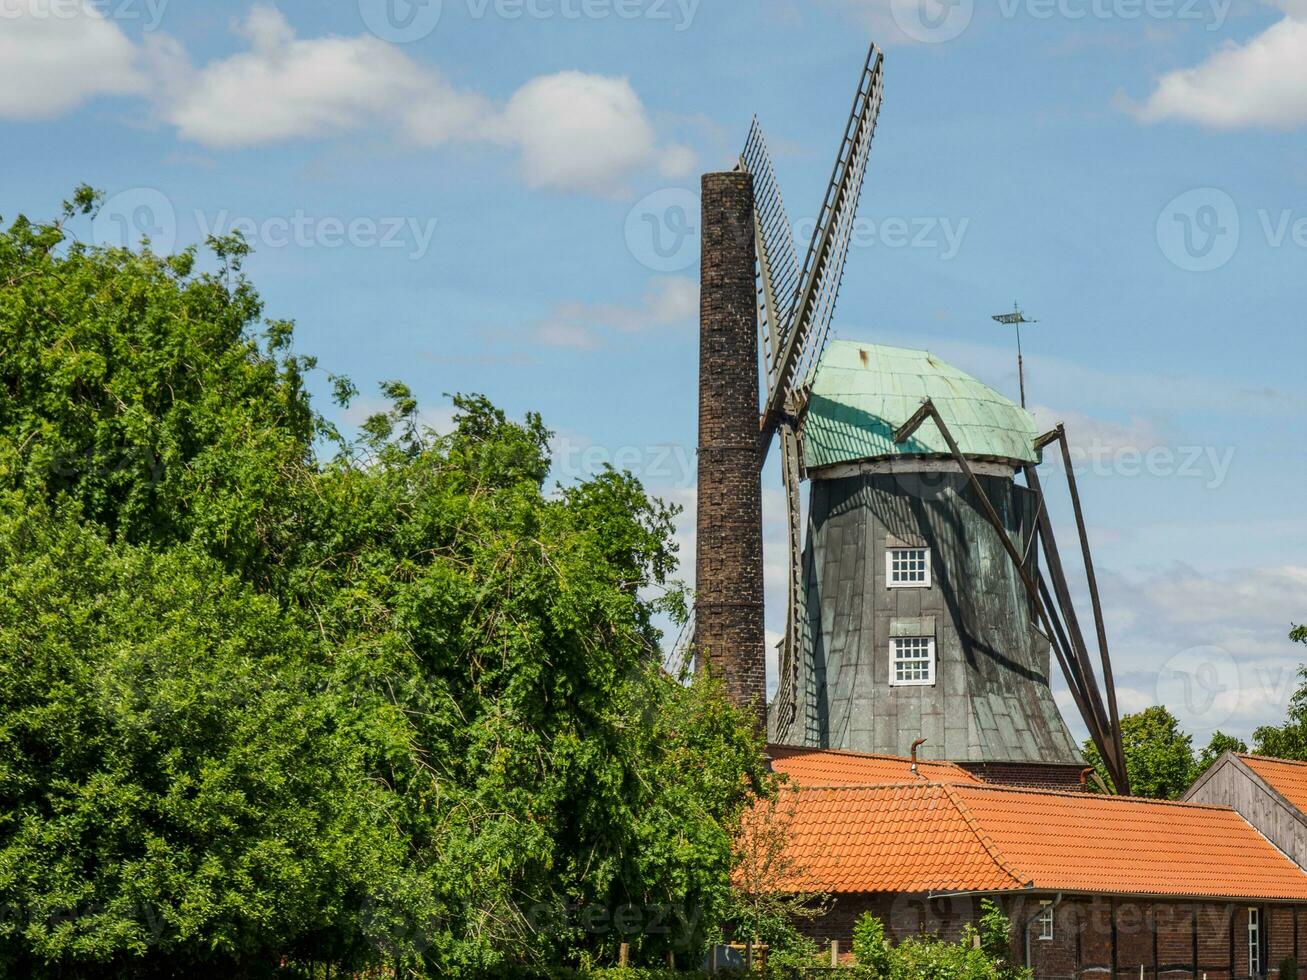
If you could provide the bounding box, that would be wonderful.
[991,302,1037,408]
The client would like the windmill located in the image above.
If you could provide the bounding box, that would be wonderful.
[688,41,1129,793]
[739,42,885,731]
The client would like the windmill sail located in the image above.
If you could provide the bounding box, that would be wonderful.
[740,42,885,729]
[760,43,884,459]
[742,119,800,381]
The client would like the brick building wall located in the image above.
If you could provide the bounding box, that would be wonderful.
[958,762,1090,792]
[799,892,1307,978]
[694,170,766,731]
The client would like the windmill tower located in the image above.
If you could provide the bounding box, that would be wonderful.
[693,42,1129,793]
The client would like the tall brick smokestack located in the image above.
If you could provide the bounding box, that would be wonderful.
[695,171,766,732]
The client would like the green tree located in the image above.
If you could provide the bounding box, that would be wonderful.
[1083,706,1195,799]
[0,191,770,977]
[1252,626,1307,760]
[1195,731,1248,777]
[850,902,1029,980]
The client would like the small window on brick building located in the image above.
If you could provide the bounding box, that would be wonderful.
[1248,907,1261,976]
[890,636,935,686]
[888,547,931,588]
[1037,902,1054,941]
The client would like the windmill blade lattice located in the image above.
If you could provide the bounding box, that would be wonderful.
[742,119,801,381]
[760,44,884,456]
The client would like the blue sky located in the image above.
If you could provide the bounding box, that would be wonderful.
[3,0,1305,746]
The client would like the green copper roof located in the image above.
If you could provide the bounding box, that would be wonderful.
[802,342,1040,470]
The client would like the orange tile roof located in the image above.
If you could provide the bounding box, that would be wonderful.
[767,781,1307,902]
[774,784,1022,894]
[1239,754,1307,814]
[767,744,981,787]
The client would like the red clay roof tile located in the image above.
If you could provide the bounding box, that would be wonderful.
[763,775,1307,902]
[1239,754,1307,814]
[767,744,981,787]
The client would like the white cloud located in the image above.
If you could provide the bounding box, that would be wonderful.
[1030,404,1168,457]
[491,72,661,196]
[6,3,687,196]
[166,6,683,194]
[536,276,698,348]
[0,0,143,119]
[1079,563,1307,741]
[1137,6,1307,128]
[167,8,446,148]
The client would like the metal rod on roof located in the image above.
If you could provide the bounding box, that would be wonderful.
[992,303,1037,409]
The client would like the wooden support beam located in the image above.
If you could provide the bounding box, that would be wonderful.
[898,398,1127,790]
[893,400,935,446]
[1034,427,1062,452]
[1039,573,1114,770]
[1055,425,1128,794]
[1040,574,1110,759]
[1026,464,1128,793]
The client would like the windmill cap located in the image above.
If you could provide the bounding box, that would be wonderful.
[802,341,1040,470]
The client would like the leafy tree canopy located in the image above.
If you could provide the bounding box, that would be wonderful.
[1252,626,1307,760]
[1195,731,1248,777]
[1083,706,1196,799]
[0,190,771,978]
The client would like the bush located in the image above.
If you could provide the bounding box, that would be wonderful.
[851,914,891,977]
[849,901,1029,980]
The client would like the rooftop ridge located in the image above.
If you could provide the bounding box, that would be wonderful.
[781,780,1244,814]
[940,782,1030,890]
[950,781,1242,813]
[767,743,972,769]
[1240,752,1307,768]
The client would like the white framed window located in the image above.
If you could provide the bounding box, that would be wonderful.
[890,636,935,686]
[888,547,931,588]
[1248,907,1261,976]
[1037,902,1054,941]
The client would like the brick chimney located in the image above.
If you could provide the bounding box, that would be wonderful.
[694,171,766,731]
